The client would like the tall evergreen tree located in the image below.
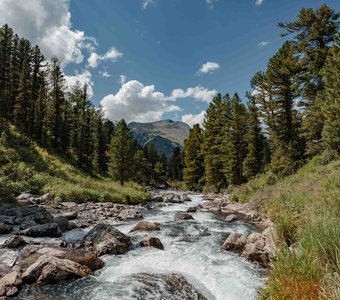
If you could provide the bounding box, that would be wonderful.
[321,36,340,152]
[242,92,265,179]
[108,119,136,185]
[202,93,229,191]
[279,5,339,155]
[223,93,248,185]
[169,146,183,181]
[183,124,204,190]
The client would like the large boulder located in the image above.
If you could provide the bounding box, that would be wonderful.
[22,223,62,238]
[118,209,143,221]
[241,243,270,268]
[140,237,164,250]
[130,221,160,233]
[84,223,131,256]
[0,222,13,234]
[0,236,27,249]
[222,233,247,251]
[22,254,91,284]
[187,206,197,213]
[0,271,23,297]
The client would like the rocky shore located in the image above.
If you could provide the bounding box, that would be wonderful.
[0,191,276,298]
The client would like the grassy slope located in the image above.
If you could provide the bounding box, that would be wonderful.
[230,153,340,299]
[0,125,150,204]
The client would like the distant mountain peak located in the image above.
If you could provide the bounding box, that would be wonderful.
[128,119,190,158]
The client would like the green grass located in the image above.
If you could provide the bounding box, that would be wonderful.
[0,125,150,205]
[230,153,340,299]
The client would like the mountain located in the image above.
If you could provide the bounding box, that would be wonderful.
[128,120,191,158]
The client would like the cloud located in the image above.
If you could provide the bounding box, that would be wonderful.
[100,70,111,78]
[87,47,123,68]
[182,111,206,127]
[100,80,180,123]
[255,0,264,6]
[257,41,270,48]
[64,70,94,98]
[169,86,217,103]
[118,75,127,84]
[142,0,155,9]
[206,0,217,8]
[0,0,96,68]
[196,61,220,75]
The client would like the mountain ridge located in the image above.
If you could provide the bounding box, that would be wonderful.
[128,120,191,158]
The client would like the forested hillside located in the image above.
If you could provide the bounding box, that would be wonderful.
[0,24,186,198]
[183,5,339,192]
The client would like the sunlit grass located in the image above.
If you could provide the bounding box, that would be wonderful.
[231,153,340,299]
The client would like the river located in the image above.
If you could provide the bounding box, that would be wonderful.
[15,191,265,300]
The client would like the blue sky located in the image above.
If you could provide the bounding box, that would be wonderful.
[0,0,339,126]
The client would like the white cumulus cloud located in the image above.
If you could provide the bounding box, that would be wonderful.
[87,48,123,68]
[64,70,94,98]
[255,0,264,6]
[258,41,270,48]
[0,0,96,68]
[169,86,217,103]
[142,0,155,10]
[182,111,206,127]
[100,80,180,123]
[118,75,127,84]
[196,61,220,75]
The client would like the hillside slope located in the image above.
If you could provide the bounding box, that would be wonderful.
[0,125,149,204]
[128,120,190,157]
[230,153,340,299]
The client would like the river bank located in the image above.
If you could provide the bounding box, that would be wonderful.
[0,190,276,299]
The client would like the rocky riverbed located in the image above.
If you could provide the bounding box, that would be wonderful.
[0,190,276,299]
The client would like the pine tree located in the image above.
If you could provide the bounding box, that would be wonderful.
[242,92,265,179]
[13,40,31,133]
[183,124,204,190]
[321,36,340,152]
[108,119,136,185]
[279,5,339,155]
[202,93,229,191]
[223,93,248,185]
[169,146,183,181]
[49,57,65,150]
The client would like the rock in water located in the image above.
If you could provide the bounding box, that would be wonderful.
[84,223,131,256]
[1,236,27,249]
[140,237,164,250]
[176,213,194,221]
[127,273,207,300]
[22,223,62,237]
[22,254,91,284]
[130,220,160,232]
[225,214,238,222]
[118,208,143,220]
[222,232,247,251]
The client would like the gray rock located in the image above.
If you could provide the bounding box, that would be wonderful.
[22,223,62,238]
[22,254,91,284]
[1,236,27,249]
[52,216,71,232]
[118,208,143,220]
[37,193,52,203]
[84,223,131,256]
[163,193,183,203]
[222,232,247,251]
[176,213,194,221]
[187,206,197,213]
[140,237,164,250]
[0,222,12,234]
[130,220,160,233]
[225,214,238,222]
